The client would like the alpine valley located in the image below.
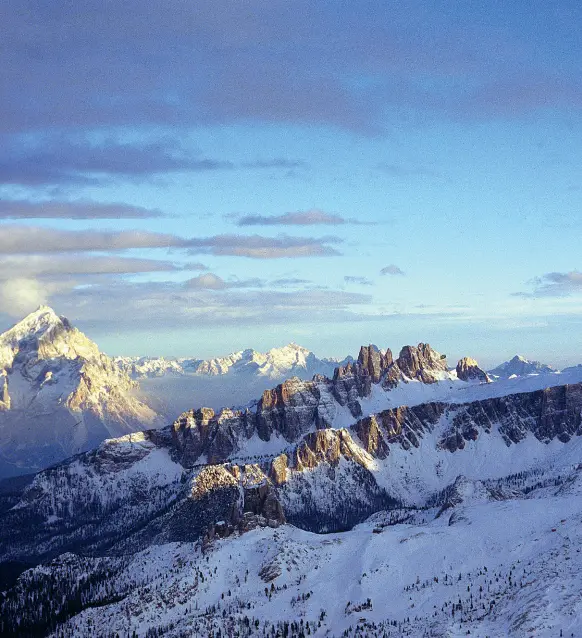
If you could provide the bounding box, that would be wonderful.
[1,308,582,637]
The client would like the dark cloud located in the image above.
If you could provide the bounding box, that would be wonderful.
[3,1,579,137]
[380,264,405,276]
[516,271,582,297]
[0,134,306,186]
[236,209,368,226]
[187,234,342,258]
[0,135,234,186]
[0,199,163,219]
[344,275,373,286]
[242,159,309,170]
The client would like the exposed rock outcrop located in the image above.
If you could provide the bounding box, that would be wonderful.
[456,357,490,383]
[395,343,448,384]
[358,344,393,384]
[257,378,323,441]
[440,383,582,451]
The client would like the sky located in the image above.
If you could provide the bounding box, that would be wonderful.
[1,0,582,367]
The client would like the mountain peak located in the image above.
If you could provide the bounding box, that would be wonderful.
[2,305,68,342]
[489,354,556,378]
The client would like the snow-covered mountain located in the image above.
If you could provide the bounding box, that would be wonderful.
[115,343,349,380]
[3,338,582,636]
[488,354,557,379]
[0,306,162,478]
[113,344,353,415]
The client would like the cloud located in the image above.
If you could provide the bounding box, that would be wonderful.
[0,135,235,186]
[185,273,264,290]
[0,278,49,316]
[4,1,575,138]
[516,271,582,297]
[380,264,405,276]
[0,133,308,187]
[270,277,312,287]
[0,226,341,259]
[344,275,373,286]
[0,199,163,219]
[187,234,342,258]
[242,159,309,170]
[0,226,191,253]
[237,209,359,226]
[0,255,206,278]
[46,280,373,331]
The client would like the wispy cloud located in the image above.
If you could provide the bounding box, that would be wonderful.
[380,264,405,276]
[236,209,366,226]
[0,226,341,259]
[515,271,582,297]
[0,226,191,253]
[344,275,373,286]
[0,199,163,219]
[185,273,264,290]
[187,234,342,258]
[0,134,306,186]
[42,280,373,331]
[0,255,206,278]
[270,277,312,287]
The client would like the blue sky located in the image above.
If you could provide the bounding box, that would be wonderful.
[1,1,581,367]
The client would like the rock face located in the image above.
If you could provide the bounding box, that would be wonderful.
[164,343,469,468]
[0,307,162,478]
[440,383,582,452]
[395,343,448,384]
[357,344,393,383]
[456,357,490,383]
[257,378,324,440]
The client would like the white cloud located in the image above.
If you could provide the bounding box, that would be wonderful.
[0,278,48,316]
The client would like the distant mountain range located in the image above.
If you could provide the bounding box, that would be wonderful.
[488,354,557,379]
[0,307,578,480]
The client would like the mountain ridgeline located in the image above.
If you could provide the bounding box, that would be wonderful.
[2,311,582,637]
[3,338,581,571]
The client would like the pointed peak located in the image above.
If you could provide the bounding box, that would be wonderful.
[6,305,65,334]
[0,306,79,349]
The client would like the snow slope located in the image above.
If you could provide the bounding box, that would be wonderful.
[9,481,582,637]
